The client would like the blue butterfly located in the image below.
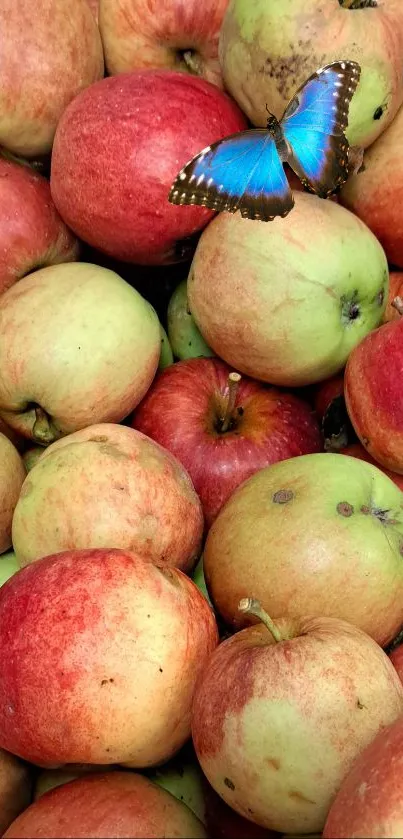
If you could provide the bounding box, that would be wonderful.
[168,60,361,222]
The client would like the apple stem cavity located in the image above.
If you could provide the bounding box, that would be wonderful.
[238,597,285,643]
[220,372,241,433]
[177,48,203,77]
[392,296,403,316]
[339,0,377,8]
[33,406,59,446]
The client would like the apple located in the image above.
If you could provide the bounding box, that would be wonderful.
[203,781,279,839]
[12,423,204,573]
[0,548,218,767]
[167,279,215,361]
[0,0,104,157]
[0,262,161,445]
[34,766,114,800]
[50,70,247,266]
[341,103,403,269]
[383,272,403,322]
[146,748,207,825]
[192,602,403,834]
[0,749,32,834]
[192,556,212,606]
[344,314,403,473]
[99,0,229,88]
[390,642,403,685]
[323,716,403,838]
[312,372,356,451]
[219,0,403,148]
[340,443,403,492]
[0,158,79,297]
[203,452,403,644]
[187,192,388,387]
[0,553,19,588]
[87,0,99,21]
[132,357,322,527]
[0,434,26,554]
[158,323,174,369]
[22,447,44,473]
[4,772,207,838]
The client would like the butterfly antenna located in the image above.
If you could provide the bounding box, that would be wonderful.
[265,103,275,119]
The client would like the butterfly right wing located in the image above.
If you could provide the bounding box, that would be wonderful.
[168,130,294,222]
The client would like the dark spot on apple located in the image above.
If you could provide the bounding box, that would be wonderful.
[362,436,370,446]
[260,54,327,99]
[361,505,370,515]
[357,699,365,709]
[89,435,109,443]
[288,790,316,805]
[373,105,384,120]
[376,289,385,306]
[237,406,244,416]
[266,757,281,770]
[349,303,360,320]
[186,307,192,316]
[224,777,235,790]
[273,489,294,504]
[337,501,354,517]
[159,667,163,673]
[101,678,114,686]
[339,0,377,7]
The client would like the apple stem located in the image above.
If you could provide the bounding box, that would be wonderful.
[220,372,241,433]
[392,296,403,316]
[238,598,285,643]
[32,406,59,446]
[181,49,203,77]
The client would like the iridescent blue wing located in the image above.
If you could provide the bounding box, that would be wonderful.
[168,130,294,222]
[281,61,361,198]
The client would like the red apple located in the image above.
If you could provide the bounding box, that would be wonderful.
[383,271,403,322]
[390,643,403,685]
[344,315,403,473]
[0,548,218,767]
[192,603,403,834]
[312,372,356,451]
[0,749,31,834]
[0,0,104,157]
[12,423,204,573]
[50,71,247,266]
[4,772,207,838]
[323,716,403,838]
[87,0,99,20]
[0,434,26,554]
[0,158,79,297]
[341,102,403,268]
[99,0,229,88]
[132,357,322,528]
[340,443,403,492]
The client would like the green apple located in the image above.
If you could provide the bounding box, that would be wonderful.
[0,552,19,587]
[146,749,207,825]
[192,556,212,606]
[188,192,388,387]
[219,0,403,148]
[0,433,26,554]
[22,446,44,473]
[158,323,174,370]
[167,280,214,361]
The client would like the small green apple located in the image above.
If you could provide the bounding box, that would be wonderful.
[158,323,174,370]
[167,280,214,361]
[146,749,207,825]
[0,552,19,587]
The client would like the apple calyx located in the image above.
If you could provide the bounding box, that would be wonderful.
[391,296,403,317]
[32,406,61,445]
[238,597,289,643]
[216,371,242,434]
[176,48,204,78]
[339,0,378,9]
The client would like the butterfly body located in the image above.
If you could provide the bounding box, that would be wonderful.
[169,60,361,222]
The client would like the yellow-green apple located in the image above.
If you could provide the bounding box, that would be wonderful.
[384,272,403,322]
[0,548,218,767]
[4,772,207,838]
[192,604,403,834]
[203,452,403,644]
[12,423,203,573]
[167,279,215,361]
[50,71,246,265]
[340,443,403,491]
[187,193,388,386]
[323,716,403,838]
[0,553,19,588]
[0,434,25,554]
[341,103,403,268]
[0,749,31,834]
[22,447,43,473]
[131,357,322,527]
[0,262,161,445]
[344,316,403,473]
[0,0,104,157]
[0,158,79,297]
[219,0,403,148]
[147,748,207,825]
[99,0,229,87]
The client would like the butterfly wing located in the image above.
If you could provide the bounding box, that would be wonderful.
[281,60,361,197]
[169,130,294,222]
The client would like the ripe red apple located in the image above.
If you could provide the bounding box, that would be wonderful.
[12,423,204,573]
[187,193,388,386]
[4,772,207,838]
[341,103,403,268]
[340,443,403,492]
[0,158,79,297]
[383,272,403,322]
[219,0,403,149]
[99,0,230,88]
[203,452,403,644]
[0,262,161,445]
[192,603,403,834]
[0,0,104,157]
[344,314,403,473]
[0,749,31,834]
[390,643,403,686]
[323,716,403,838]
[132,357,322,527]
[50,71,246,266]
[0,548,218,767]
[0,434,26,554]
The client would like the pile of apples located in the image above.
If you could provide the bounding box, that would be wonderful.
[2,0,403,837]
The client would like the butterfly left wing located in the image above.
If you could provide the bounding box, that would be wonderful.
[281,60,361,197]
[168,129,294,222]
